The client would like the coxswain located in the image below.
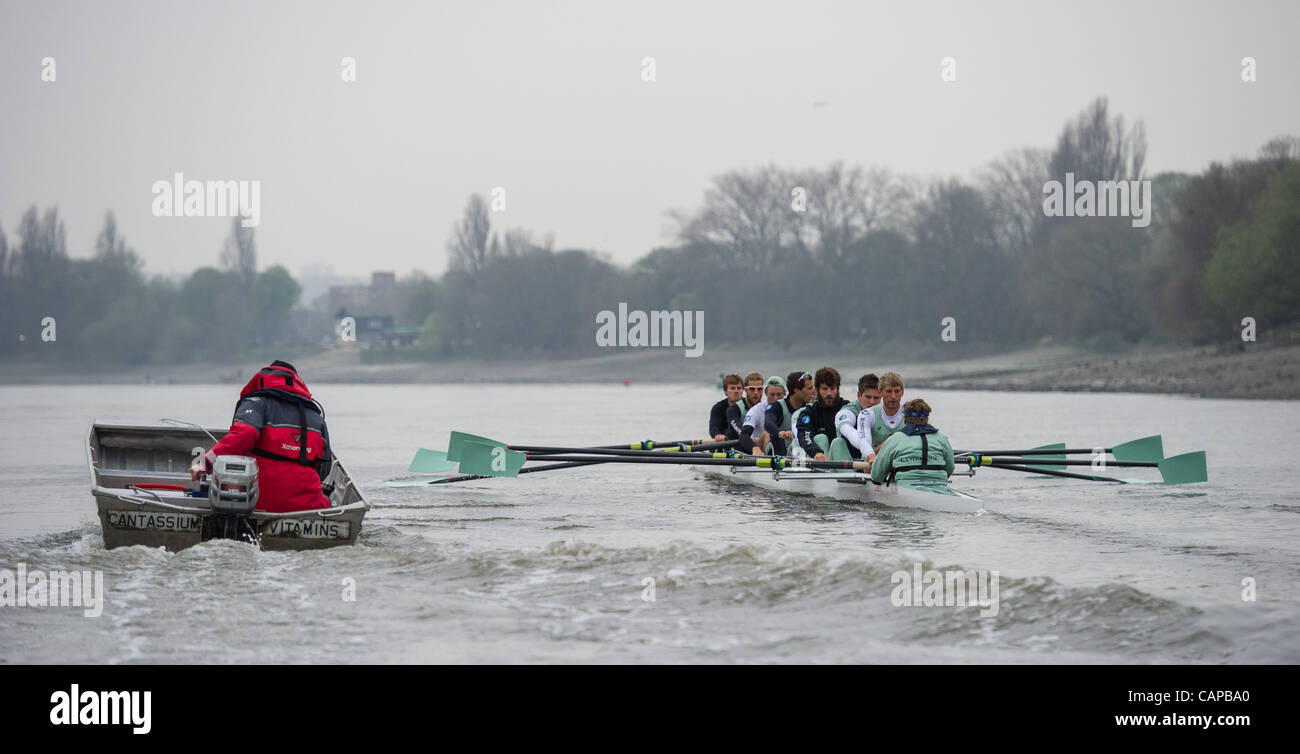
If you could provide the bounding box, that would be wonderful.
[795,366,850,460]
[709,373,743,441]
[869,398,954,488]
[189,360,333,513]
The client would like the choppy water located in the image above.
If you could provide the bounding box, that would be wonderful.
[1,384,1297,663]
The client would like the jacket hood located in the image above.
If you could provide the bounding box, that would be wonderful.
[239,363,314,402]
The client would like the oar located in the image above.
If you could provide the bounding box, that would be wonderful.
[441,432,734,464]
[964,451,1206,484]
[978,463,1130,484]
[485,444,734,459]
[400,437,739,482]
[956,436,1165,464]
[456,443,869,478]
[524,440,738,456]
[387,459,607,487]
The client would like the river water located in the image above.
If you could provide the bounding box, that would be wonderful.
[1,383,1297,663]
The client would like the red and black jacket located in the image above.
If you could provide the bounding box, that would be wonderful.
[205,363,333,513]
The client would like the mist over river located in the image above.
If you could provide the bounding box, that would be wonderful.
[1,384,1297,663]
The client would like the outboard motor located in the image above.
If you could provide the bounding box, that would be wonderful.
[203,455,260,543]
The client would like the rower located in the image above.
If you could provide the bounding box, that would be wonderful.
[795,366,850,460]
[835,373,880,460]
[740,375,791,455]
[860,372,907,465]
[869,398,954,488]
[709,373,743,441]
[724,371,765,443]
[769,371,812,449]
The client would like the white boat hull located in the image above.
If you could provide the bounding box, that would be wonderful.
[698,466,983,513]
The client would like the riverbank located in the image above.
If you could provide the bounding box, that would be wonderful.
[1,342,1295,399]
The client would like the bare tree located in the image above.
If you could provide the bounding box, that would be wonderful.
[804,163,913,262]
[447,194,493,276]
[671,164,789,267]
[220,216,257,286]
[1047,96,1146,183]
[1258,135,1300,165]
[979,148,1051,254]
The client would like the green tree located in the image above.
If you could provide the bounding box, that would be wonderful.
[1204,163,1300,328]
[253,265,302,345]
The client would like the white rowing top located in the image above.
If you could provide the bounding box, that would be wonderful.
[744,399,768,441]
[839,404,905,453]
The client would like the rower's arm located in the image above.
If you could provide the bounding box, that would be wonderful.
[796,412,819,456]
[870,439,896,484]
[708,401,727,439]
[726,404,747,443]
[835,408,863,451]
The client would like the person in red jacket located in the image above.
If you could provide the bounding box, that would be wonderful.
[190,360,333,513]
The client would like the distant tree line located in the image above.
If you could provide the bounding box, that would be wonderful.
[0,214,303,363]
[2,96,1297,366]
[425,97,1297,357]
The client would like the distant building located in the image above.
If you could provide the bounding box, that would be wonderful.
[326,271,398,319]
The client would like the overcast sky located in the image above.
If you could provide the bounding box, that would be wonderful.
[1,0,1296,279]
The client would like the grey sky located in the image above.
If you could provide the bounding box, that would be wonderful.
[1,0,1296,279]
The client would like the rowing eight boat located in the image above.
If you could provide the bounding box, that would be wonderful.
[698,465,984,513]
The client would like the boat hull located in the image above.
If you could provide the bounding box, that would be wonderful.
[699,466,983,513]
[88,422,369,552]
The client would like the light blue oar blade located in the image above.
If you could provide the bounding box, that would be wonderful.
[448,431,504,462]
[408,448,457,473]
[1111,435,1164,464]
[458,440,526,477]
[1157,451,1207,484]
[1032,443,1066,470]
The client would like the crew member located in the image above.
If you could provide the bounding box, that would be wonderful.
[869,398,954,488]
[835,373,881,459]
[740,375,789,455]
[795,366,850,460]
[190,360,333,513]
[766,371,812,447]
[709,373,743,441]
[724,371,764,442]
[861,372,907,464]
